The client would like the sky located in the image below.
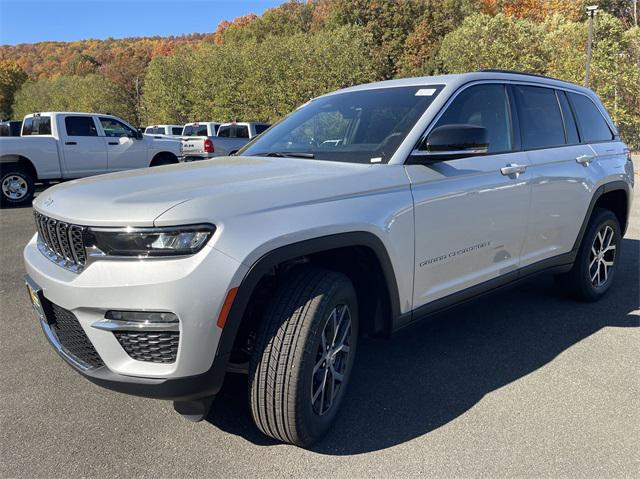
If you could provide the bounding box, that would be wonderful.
[0,0,284,45]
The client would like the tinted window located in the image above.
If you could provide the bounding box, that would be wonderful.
[241,85,443,163]
[182,125,193,136]
[434,84,512,153]
[22,117,33,135]
[557,91,579,144]
[24,116,52,135]
[236,125,249,138]
[99,117,135,137]
[196,125,208,136]
[217,125,230,137]
[255,124,270,135]
[171,127,182,135]
[568,93,613,142]
[513,85,565,149]
[65,116,97,136]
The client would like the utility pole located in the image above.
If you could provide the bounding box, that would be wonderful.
[634,0,637,27]
[585,5,598,88]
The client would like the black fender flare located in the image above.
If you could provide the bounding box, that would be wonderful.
[216,232,402,360]
[571,180,631,256]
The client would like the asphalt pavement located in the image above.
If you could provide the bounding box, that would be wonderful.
[1,165,638,478]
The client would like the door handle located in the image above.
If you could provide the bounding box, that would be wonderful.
[65,141,77,145]
[576,154,594,164]
[500,163,527,176]
[108,141,119,145]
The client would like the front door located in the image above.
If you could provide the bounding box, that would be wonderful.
[407,83,531,310]
[98,117,148,171]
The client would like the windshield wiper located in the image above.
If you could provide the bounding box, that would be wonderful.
[251,151,315,159]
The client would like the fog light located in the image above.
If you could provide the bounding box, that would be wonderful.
[105,310,178,323]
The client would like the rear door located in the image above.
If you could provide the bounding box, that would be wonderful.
[60,115,108,177]
[407,83,531,308]
[98,117,148,171]
[516,86,601,268]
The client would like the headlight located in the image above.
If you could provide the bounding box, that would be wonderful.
[84,224,215,257]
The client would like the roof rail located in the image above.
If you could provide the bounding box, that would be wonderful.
[478,69,566,83]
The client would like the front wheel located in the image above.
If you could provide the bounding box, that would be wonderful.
[555,208,621,302]
[249,267,358,447]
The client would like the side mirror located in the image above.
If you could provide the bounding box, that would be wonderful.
[416,124,488,160]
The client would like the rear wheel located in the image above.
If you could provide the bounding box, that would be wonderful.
[150,153,178,167]
[1,164,35,207]
[555,208,621,302]
[249,267,358,447]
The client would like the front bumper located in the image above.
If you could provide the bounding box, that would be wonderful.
[24,233,248,400]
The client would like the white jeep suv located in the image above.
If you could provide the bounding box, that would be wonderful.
[23,71,633,447]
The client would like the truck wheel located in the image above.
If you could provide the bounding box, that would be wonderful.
[1,164,35,207]
[249,267,358,447]
[555,208,621,302]
[150,153,177,167]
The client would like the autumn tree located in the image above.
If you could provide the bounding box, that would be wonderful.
[0,60,27,119]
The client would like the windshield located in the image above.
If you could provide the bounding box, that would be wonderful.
[239,85,443,163]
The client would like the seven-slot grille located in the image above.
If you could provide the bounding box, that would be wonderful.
[33,211,86,271]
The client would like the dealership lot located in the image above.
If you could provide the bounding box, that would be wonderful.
[1,170,638,477]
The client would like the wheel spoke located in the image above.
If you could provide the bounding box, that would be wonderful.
[601,261,608,282]
[589,256,598,269]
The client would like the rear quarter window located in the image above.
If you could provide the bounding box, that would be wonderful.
[513,85,565,150]
[568,92,614,143]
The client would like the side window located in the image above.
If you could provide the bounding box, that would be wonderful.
[65,116,98,136]
[172,127,182,135]
[99,117,135,138]
[217,125,230,138]
[183,125,193,136]
[568,93,613,143]
[434,84,512,153]
[144,127,153,134]
[513,85,565,150]
[557,91,579,144]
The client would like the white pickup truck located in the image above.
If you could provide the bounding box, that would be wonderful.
[144,124,184,137]
[181,121,270,161]
[0,112,182,206]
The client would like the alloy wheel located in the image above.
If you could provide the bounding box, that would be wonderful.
[311,304,352,416]
[589,225,616,287]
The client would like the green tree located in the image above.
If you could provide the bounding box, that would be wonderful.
[437,13,549,73]
[0,60,28,119]
[12,74,130,121]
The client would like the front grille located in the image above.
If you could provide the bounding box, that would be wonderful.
[50,304,104,369]
[113,331,179,364]
[33,211,86,272]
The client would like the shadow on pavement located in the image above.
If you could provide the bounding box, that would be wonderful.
[206,238,639,453]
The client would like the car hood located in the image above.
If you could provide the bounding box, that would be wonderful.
[33,156,401,227]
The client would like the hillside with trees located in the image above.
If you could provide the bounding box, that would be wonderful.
[2,0,638,147]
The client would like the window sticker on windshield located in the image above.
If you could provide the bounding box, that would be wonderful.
[415,88,436,96]
[370,157,382,163]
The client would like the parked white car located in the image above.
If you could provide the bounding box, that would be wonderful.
[181,121,270,161]
[0,112,182,206]
[144,124,184,137]
[23,72,633,446]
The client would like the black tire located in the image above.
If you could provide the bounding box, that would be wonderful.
[1,164,35,208]
[150,153,177,167]
[249,267,358,447]
[555,208,621,302]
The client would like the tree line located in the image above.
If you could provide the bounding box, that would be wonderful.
[1,0,638,148]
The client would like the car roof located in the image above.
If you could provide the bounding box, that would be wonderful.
[326,71,593,97]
